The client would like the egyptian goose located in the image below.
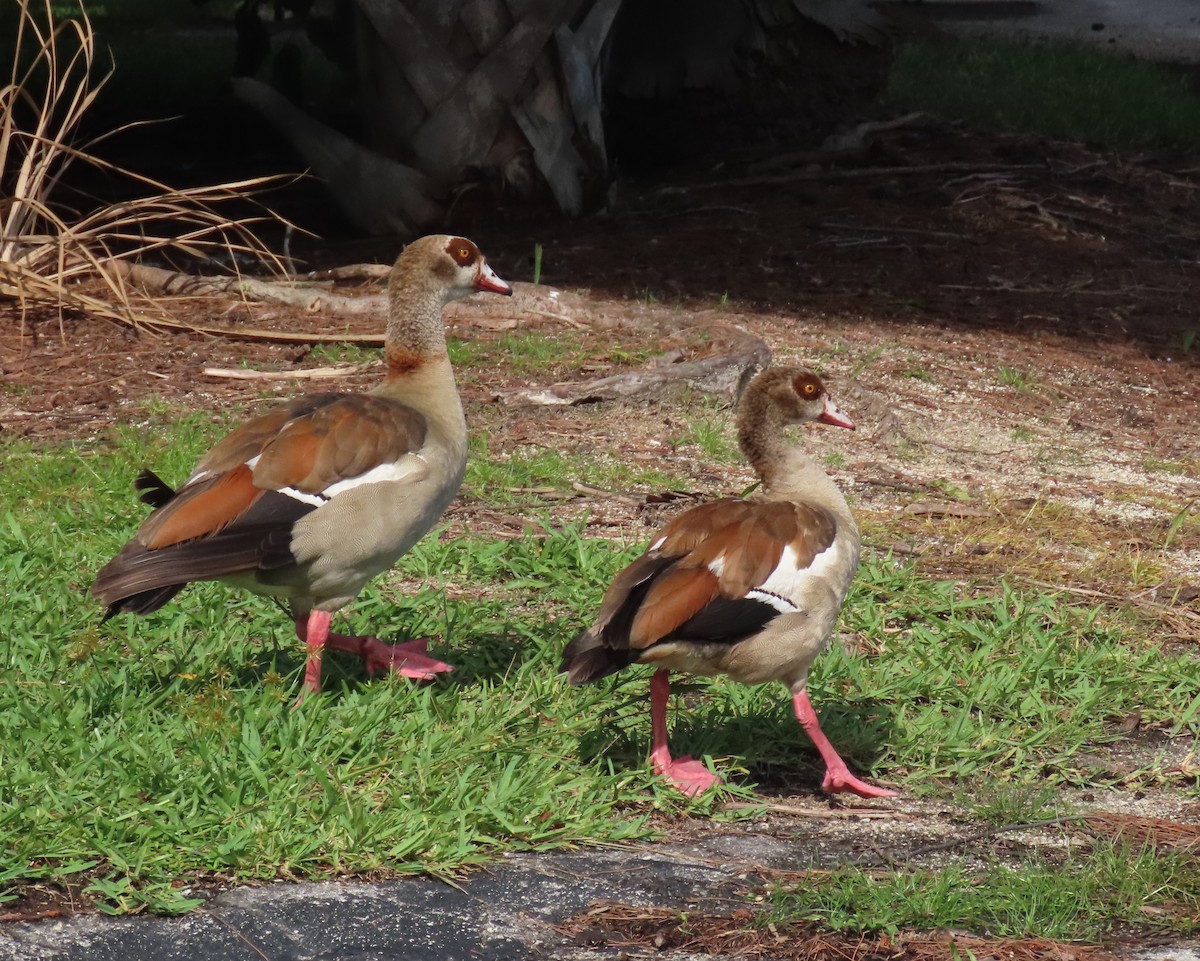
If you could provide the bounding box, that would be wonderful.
[92,235,512,699]
[561,366,895,799]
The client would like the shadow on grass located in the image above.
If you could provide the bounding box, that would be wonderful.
[575,677,898,795]
[110,601,539,706]
[316,629,531,694]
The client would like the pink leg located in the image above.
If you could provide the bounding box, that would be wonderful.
[648,669,719,797]
[292,613,452,705]
[295,609,331,704]
[324,632,452,681]
[792,689,896,799]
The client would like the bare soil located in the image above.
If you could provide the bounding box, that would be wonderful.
[1,124,1198,947]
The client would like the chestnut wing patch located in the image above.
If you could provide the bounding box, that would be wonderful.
[568,499,840,666]
[196,393,428,494]
[92,393,428,618]
[253,397,426,494]
[191,394,336,476]
[631,501,815,646]
[136,394,427,550]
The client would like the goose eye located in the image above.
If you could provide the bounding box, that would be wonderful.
[458,247,470,261]
[802,381,816,396]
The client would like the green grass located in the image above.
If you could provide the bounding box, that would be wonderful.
[463,433,684,502]
[929,477,970,501]
[1141,454,1191,476]
[673,399,739,465]
[842,558,1198,785]
[766,842,1200,940]
[448,331,589,375]
[889,36,1200,149]
[998,365,1037,392]
[1,425,1197,921]
[0,429,665,914]
[951,778,1059,826]
[308,343,378,366]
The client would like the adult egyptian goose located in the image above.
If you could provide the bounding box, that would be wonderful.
[561,366,895,799]
[92,235,512,699]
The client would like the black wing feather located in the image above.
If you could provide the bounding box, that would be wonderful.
[93,491,312,616]
[665,595,779,646]
[134,469,176,509]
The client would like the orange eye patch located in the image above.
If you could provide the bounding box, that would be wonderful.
[447,238,476,264]
[793,374,821,397]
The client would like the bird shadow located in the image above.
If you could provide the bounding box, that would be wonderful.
[576,680,898,795]
[273,629,532,696]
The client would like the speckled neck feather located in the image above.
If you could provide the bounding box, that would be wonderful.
[736,370,802,485]
[383,237,456,377]
[735,369,849,515]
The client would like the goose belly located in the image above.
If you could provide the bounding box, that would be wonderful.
[288,458,465,606]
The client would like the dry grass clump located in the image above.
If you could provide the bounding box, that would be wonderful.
[0,0,290,333]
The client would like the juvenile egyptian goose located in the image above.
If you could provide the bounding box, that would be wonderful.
[561,366,895,799]
[92,235,512,699]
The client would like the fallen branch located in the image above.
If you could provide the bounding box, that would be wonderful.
[94,263,583,347]
[120,313,384,346]
[903,502,993,518]
[570,481,641,506]
[302,263,390,282]
[747,112,931,174]
[203,364,377,381]
[108,260,385,316]
[494,324,770,405]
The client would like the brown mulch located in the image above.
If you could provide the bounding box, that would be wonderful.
[4,123,1199,442]
[2,123,1197,642]
[1085,812,1200,858]
[555,901,1121,961]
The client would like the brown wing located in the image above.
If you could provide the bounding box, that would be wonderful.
[561,499,838,684]
[196,393,427,493]
[137,394,427,549]
[139,464,261,550]
[630,501,803,647]
[92,393,427,616]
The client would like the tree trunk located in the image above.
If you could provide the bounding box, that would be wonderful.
[234,0,886,236]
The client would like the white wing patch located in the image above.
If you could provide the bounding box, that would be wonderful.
[756,540,846,606]
[746,589,798,614]
[806,538,849,582]
[278,488,325,507]
[185,453,258,488]
[184,454,429,509]
[276,455,429,505]
[321,456,429,497]
[183,469,212,488]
